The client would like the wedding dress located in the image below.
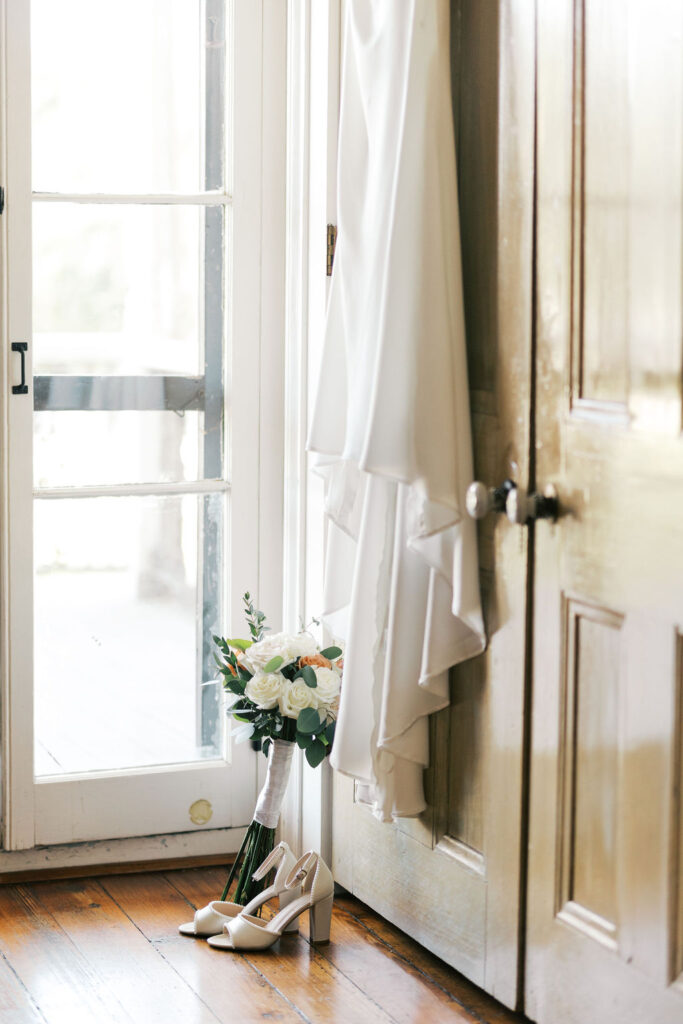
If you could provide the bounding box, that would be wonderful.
[307,0,485,821]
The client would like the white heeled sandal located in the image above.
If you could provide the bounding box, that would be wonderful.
[178,840,300,938]
[207,850,334,951]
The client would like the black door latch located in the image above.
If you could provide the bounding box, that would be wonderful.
[11,342,28,395]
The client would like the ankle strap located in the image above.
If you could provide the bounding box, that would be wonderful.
[252,840,290,882]
[284,851,318,892]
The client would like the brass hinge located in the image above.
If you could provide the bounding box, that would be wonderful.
[326,224,337,276]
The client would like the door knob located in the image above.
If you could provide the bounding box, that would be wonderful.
[465,479,516,519]
[466,480,559,525]
[504,484,559,525]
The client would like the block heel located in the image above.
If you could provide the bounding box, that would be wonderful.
[309,893,333,944]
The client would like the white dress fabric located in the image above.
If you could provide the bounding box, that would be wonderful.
[307,0,486,821]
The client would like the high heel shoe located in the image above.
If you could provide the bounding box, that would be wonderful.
[178,840,300,938]
[207,850,334,950]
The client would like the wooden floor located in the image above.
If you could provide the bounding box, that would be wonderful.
[0,866,528,1024]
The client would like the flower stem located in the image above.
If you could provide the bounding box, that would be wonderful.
[220,819,276,906]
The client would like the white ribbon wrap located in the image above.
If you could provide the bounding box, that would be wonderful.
[253,739,295,829]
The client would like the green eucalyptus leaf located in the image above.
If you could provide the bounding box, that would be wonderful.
[297,707,323,735]
[305,738,327,769]
[320,646,343,660]
[263,655,284,673]
[296,732,313,749]
[301,665,317,688]
[324,721,336,744]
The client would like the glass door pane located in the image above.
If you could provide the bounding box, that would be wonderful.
[32,203,205,376]
[31,0,205,193]
[30,0,229,778]
[34,493,224,776]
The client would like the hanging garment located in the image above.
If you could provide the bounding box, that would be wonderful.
[307,0,485,821]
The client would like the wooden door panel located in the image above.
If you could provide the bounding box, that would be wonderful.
[558,600,622,940]
[334,772,489,983]
[580,0,629,408]
[447,655,485,854]
[569,0,683,426]
[527,0,683,1020]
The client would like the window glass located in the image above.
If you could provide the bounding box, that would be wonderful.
[33,203,207,375]
[31,0,204,194]
[34,493,224,775]
[34,411,202,488]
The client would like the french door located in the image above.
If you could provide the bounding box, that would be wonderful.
[1,0,284,850]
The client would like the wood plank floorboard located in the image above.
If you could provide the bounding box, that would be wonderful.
[0,867,528,1024]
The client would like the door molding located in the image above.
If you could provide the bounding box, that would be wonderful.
[280,0,341,859]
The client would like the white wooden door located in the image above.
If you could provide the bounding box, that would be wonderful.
[0,0,285,850]
[331,1,536,1009]
[526,1,683,1022]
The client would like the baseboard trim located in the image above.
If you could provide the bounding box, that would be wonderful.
[0,852,236,885]
[0,826,246,881]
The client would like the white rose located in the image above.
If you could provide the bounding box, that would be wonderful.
[287,632,319,660]
[241,633,290,671]
[244,671,285,709]
[311,666,341,710]
[279,679,318,719]
[242,631,318,672]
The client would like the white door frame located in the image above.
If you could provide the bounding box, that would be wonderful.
[280,0,341,859]
[0,0,35,852]
[0,0,287,864]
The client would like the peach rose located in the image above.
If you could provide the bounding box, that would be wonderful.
[299,653,332,669]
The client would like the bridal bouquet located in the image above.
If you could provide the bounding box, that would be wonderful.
[213,594,341,905]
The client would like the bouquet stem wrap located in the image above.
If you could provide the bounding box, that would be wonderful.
[221,739,294,905]
[254,739,294,828]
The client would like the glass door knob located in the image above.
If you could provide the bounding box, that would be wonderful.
[505,484,559,525]
[465,479,516,519]
[466,480,559,525]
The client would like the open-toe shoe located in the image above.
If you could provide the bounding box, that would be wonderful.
[178,840,300,938]
[207,850,334,951]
